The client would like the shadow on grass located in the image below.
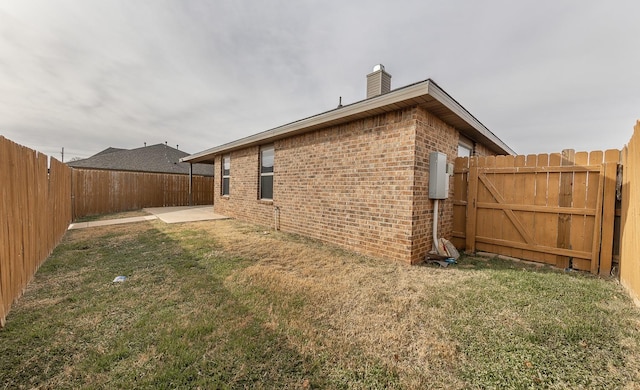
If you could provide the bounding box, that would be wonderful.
[0,223,399,389]
[3,222,638,389]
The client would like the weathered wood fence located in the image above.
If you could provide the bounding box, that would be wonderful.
[1,137,214,325]
[0,136,71,327]
[452,149,620,275]
[71,169,214,219]
[621,121,640,304]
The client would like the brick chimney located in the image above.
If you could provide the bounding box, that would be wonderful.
[366,64,392,98]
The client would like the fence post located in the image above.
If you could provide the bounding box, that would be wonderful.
[589,162,605,274]
[599,150,621,276]
[188,163,193,206]
[465,157,479,254]
[556,149,575,269]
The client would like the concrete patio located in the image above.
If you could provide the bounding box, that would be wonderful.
[68,205,228,230]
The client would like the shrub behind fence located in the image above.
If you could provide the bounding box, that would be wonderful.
[0,136,71,326]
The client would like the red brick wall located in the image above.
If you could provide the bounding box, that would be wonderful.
[411,107,460,263]
[274,109,418,262]
[212,105,498,264]
[474,142,495,157]
[214,108,418,263]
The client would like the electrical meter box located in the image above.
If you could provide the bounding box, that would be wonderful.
[429,152,449,199]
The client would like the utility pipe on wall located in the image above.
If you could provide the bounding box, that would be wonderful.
[433,199,439,253]
[274,206,280,231]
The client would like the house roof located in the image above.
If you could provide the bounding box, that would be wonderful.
[181,78,516,164]
[92,147,126,157]
[68,143,214,176]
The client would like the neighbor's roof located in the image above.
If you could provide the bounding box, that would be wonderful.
[68,143,214,176]
[181,78,515,164]
[92,147,126,157]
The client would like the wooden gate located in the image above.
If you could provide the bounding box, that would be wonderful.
[452,149,620,275]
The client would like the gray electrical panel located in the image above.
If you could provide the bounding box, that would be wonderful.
[429,152,449,199]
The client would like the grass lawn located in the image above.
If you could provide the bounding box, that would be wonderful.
[1,219,639,389]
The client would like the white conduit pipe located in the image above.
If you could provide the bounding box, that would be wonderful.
[433,199,439,253]
[274,206,280,231]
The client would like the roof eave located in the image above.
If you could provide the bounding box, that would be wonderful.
[181,79,514,163]
[426,82,516,155]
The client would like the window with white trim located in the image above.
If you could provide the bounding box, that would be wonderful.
[222,154,230,196]
[259,145,274,200]
[458,141,473,158]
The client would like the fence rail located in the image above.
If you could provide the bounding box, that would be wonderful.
[0,136,71,327]
[71,169,214,219]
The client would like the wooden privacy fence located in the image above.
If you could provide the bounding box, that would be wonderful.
[71,169,214,219]
[1,137,214,325]
[0,136,71,327]
[452,149,620,275]
[621,121,640,304]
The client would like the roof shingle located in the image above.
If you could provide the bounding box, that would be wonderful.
[68,144,213,176]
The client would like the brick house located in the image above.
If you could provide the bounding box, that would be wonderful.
[182,65,514,264]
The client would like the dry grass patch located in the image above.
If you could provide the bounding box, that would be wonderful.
[179,220,640,389]
[2,219,640,389]
[224,239,476,388]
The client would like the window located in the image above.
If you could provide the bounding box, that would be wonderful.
[222,154,230,196]
[260,145,274,200]
[458,141,473,158]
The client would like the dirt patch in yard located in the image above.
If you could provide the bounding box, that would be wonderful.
[73,209,151,223]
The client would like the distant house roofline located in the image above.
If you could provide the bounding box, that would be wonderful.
[181,78,515,164]
[68,143,214,176]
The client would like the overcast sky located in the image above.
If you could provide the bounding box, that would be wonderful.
[1,1,639,161]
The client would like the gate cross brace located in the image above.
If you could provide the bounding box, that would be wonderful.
[478,173,536,245]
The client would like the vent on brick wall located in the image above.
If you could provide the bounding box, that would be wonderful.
[366,64,392,99]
